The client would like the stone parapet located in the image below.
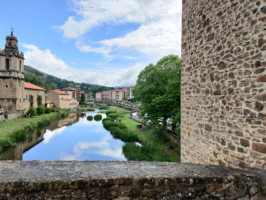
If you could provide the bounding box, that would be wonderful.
[0,161,265,199]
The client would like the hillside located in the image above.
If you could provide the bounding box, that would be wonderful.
[24,65,113,96]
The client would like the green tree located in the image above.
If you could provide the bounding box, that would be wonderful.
[133,55,181,133]
[79,93,86,105]
[50,83,57,90]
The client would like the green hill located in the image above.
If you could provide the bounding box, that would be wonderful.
[24,65,113,96]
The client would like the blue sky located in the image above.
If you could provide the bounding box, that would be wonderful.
[0,0,182,87]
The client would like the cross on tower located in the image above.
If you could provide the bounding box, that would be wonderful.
[10,27,14,36]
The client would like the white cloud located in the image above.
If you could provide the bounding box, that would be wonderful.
[61,135,126,161]
[23,44,145,86]
[60,0,182,59]
[43,127,66,144]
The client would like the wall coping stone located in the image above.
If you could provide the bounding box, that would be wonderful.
[0,161,265,199]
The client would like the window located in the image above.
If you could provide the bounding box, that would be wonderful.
[19,60,22,72]
[5,58,10,71]
[6,85,8,88]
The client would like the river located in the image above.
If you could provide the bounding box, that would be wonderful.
[0,110,126,161]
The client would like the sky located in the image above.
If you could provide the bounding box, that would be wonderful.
[0,0,182,87]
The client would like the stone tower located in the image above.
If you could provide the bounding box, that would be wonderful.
[0,31,25,119]
[181,0,265,169]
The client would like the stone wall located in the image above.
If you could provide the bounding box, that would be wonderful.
[181,0,266,168]
[0,161,265,199]
[24,89,46,111]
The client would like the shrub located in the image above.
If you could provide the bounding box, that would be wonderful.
[102,118,118,130]
[51,107,56,112]
[57,109,70,118]
[37,106,45,115]
[106,111,116,115]
[27,107,37,116]
[99,105,109,110]
[107,113,120,120]
[87,115,93,121]
[94,114,102,121]
[45,108,52,114]
[110,127,139,142]
[87,108,95,111]
[123,143,170,162]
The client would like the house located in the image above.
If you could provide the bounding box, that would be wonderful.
[60,87,78,100]
[126,86,134,100]
[95,92,103,102]
[61,87,84,103]
[47,89,77,110]
[24,82,46,111]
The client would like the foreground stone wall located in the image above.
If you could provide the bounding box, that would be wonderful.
[181,0,266,168]
[0,161,265,199]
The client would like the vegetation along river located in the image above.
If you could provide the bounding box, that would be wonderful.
[1,109,126,161]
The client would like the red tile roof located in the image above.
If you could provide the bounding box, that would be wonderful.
[24,82,46,91]
[46,100,54,104]
[52,89,68,95]
[61,87,77,91]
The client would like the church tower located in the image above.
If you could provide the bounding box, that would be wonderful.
[0,31,25,119]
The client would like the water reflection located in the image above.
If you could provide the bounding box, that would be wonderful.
[24,110,125,161]
[1,110,126,161]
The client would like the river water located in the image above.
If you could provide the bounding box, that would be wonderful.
[1,110,126,161]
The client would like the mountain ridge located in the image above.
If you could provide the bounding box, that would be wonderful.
[24,65,114,96]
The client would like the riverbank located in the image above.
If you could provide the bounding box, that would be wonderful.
[105,106,180,162]
[0,109,69,153]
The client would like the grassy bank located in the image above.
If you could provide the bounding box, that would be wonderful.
[0,109,69,152]
[103,106,180,162]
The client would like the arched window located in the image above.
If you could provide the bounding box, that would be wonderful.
[5,58,10,71]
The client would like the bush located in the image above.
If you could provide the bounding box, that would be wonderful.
[37,106,45,115]
[123,143,170,162]
[102,119,116,130]
[107,113,120,119]
[106,111,116,115]
[57,109,70,118]
[87,108,95,111]
[27,107,37,116]
[94,114,102,121]
[99,105,109,110]
[45,108,52,114]
[51,107,56,112]
[110,127,139,142]
[87,115,93,121]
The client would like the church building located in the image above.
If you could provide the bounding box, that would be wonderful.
[0,31,46,120]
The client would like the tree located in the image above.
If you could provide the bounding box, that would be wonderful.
[133,55,181,133]
[50,83,57,90]
[79,93,86,105]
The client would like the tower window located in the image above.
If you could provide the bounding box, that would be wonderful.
[6,85,8,88]
[19,60,22,72]
[5,59,10,71]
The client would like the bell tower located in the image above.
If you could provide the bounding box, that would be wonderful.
[0,30,25,119]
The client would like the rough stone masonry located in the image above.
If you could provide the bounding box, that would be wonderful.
[0,161,265,199]
[181,0,266,168]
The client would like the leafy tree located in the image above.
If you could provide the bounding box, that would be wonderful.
[79,93,86,105]
[50,83,57,90]
[133,55,181,133]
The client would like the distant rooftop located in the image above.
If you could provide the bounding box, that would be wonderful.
[51,89,68,95]
[61,87,78,91]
